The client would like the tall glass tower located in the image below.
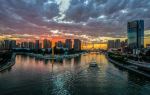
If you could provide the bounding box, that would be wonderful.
[127,20,144,49]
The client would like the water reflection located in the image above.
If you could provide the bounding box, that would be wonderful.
[128,72,149,86]
[0,53,150,95]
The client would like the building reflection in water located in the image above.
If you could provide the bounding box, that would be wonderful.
[0,53,150,95]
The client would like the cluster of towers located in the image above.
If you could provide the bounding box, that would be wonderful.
[0,39,82,51]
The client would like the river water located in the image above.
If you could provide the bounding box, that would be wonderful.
[0,53,150,95]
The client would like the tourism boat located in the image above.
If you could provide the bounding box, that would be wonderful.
[89,62,98,67]
[89,59,98,67]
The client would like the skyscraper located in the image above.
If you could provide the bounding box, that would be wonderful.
[127,20,144,49]
[74,39,81,51]
[115,39,121,49]
[43,39,51,49]
[35,40,40,49]
[29,42,35,49]
[107,40,115,49]
[20,42,29,48]
[0,41,4,50]
[65,39,72,50]
[56,41,63,48]
[10,40,16,49]
[4,40,10,49]
[43,39,48,49]
[23,42,29,48]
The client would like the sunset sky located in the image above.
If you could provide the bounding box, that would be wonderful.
[0,0,150,45]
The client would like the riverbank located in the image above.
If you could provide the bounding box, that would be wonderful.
[0,53,16,72]
[107,56,150,79]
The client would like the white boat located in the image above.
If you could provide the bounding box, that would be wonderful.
[89,59,98,67]
[89,62,98,67]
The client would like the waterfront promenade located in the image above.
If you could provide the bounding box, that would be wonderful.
[0,53,16,72]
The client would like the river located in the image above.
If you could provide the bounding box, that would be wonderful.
[0,53,150,95]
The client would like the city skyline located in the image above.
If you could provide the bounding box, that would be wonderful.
[1,1,150,95]
[0,38,108,50]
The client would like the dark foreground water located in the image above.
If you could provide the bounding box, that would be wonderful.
[0,53,150,95]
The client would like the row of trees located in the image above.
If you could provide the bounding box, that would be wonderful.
[13,47,86,55]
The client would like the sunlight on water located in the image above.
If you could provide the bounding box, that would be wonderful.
[0,53,150,95]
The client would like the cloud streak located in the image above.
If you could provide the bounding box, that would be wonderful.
[0,0,150,38]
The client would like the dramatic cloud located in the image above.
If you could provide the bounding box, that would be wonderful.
[0,0,150,38]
